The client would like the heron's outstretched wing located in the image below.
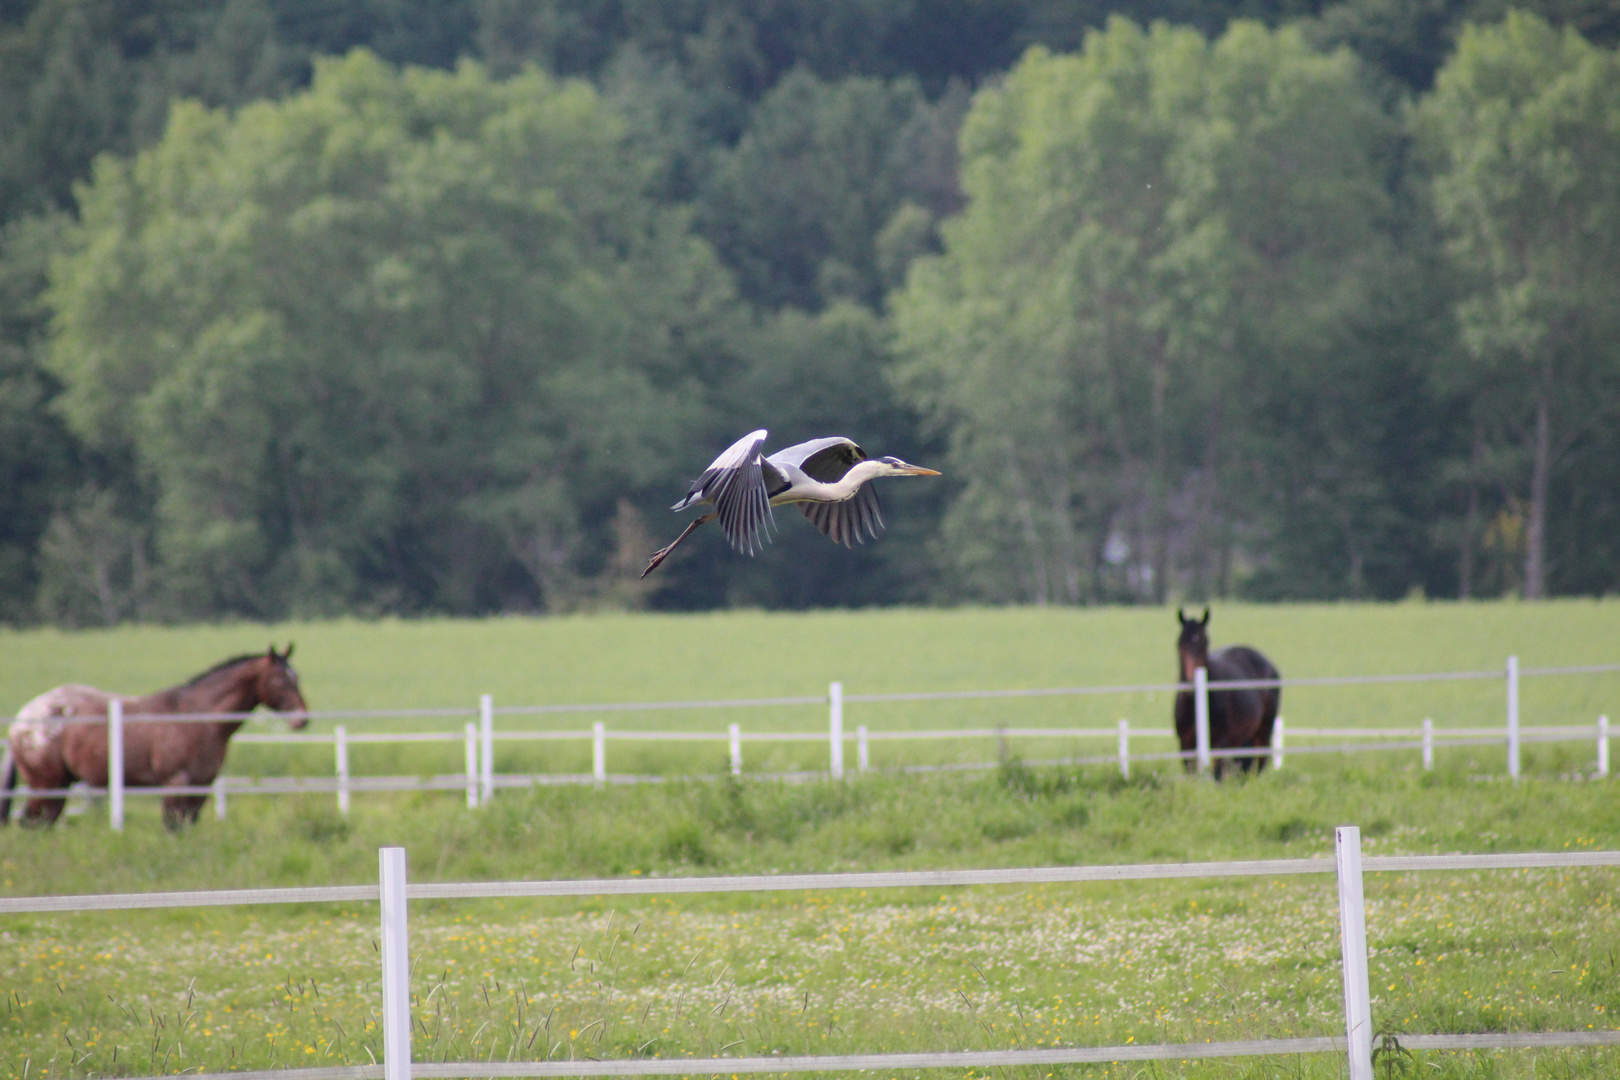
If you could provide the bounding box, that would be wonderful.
[772,437,865,482]
[798,482,885,547]
[675,429,774,553]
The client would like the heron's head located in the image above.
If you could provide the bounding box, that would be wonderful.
[875,456,941,477]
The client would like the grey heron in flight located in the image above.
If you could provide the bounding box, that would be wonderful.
[641,429,941,578]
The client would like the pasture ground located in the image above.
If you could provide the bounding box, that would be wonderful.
[3,601,1620,1078]
[2,600,1618,778]
[3,761,1619,1079]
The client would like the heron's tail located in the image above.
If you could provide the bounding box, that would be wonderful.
[0,745,16,827]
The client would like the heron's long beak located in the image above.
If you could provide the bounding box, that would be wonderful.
[902,465,942,476]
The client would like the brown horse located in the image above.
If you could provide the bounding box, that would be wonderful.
[1,646,307,829]
[1172,608,1280,779]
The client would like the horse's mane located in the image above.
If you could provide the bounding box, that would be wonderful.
[182,653,270,687]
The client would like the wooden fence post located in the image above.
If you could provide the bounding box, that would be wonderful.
[592,722,606,786]
[1335,826,1373,1080]
[479,694,495,803]
[1118,720,1129,780]
[1422,718,1434,771]
[829,682,844,779]
[108,698,124,832]
[378,847,412,1080]
[1506,656,1520,781]
[464,724,478,809]
[857,725,869,773]
[1194,667,1211,774]
[729,723,742,777]
[213,776,226,821]
[335,725,350,817]
[1271,716,1284,771]
[1599,716,1610,779]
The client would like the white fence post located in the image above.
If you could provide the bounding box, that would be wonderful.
[1118,720,1130,780]
[108,698,124,832]
[1422,718,1434,771]
[729,723,742,778]
[1599,716,1610,779]
[1271,716,1284,771]
[464,724,478,809]
[1335,826,1374,1080]
[335,725,351,817]
[857,725,869,773]
[479,694,495,803]
[1506,655,1520,781]
[378,847,412,1080]
[1194,667,1211,774]
[592,722,606,786]
[829,682,845,780]
[213,775,227,821]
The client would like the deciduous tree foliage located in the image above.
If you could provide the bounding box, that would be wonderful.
[1416,11,1620,599]
[4,1,1620,621]
[892,18,1434,603]
[46,51,742,618]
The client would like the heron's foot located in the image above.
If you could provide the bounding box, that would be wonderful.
[640,545,675,579]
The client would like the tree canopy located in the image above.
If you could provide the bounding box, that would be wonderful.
[3,0,1619,622]
[46,52,741,618]
[893,18,1426,602]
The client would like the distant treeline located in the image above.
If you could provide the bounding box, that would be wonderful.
[2,0,1618,624]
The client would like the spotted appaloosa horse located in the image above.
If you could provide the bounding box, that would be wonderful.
[1172,608,1280,779]
[0,646,307,829]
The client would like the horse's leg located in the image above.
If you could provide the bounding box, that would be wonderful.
[0,747,15,825]
[23,792,67,827]
[15,756,70,828]
[162,792,206,832]
[1173,693,1198,774]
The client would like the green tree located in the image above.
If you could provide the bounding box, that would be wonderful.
[46,50,742,618]
[1160,19,1415,600]
[0,211,83,622]
[1416,11,1620,598]
[893,18,1409,604]
[700,67,966,310]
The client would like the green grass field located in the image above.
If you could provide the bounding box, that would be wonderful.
[3,601,1618,779]
[4,602,1620,1078]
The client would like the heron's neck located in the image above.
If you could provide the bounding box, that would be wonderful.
[787,460,887,503]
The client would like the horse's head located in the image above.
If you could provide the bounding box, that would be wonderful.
[1176,607,1211,676]
[257,644,309,729]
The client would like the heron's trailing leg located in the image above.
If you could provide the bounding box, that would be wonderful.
[641,513,717,579]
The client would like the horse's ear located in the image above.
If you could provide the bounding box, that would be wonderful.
[282,642,295,661]
[267,644,277,660]
[1200,607,1211,626]
[1177,607,1186,626]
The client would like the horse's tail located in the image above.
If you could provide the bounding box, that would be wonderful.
[0,744,16,826]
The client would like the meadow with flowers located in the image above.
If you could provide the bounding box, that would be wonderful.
[4,761,1620,1079]
[4,602,1620,1076]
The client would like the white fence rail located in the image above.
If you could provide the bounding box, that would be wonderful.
[10,659,1617,828]
[3,835,1618,1079]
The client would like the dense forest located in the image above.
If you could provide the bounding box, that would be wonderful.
[2,0,1618,624]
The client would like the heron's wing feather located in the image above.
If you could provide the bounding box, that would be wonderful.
[798,481,885,548]
[700,430,774,554]
[770,437,864,482]
[673,429,767,511]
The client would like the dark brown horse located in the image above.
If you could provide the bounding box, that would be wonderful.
[1,646,307,829]
[1172,608,1280,779]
